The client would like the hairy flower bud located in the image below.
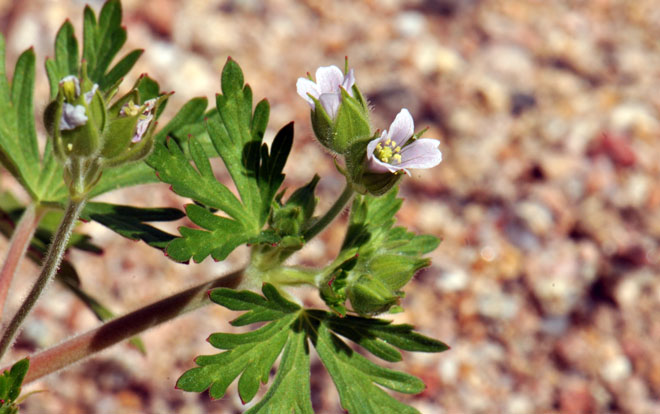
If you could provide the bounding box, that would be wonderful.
[297,65,370,154]
[348,274,401,316]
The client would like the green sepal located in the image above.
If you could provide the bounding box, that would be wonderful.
[309,96,335,150]
[332,87,371,154]
[358,170,403,196]
[352,83,369,113]
[348,274,401,316]
[319,252,357,316]
[344,136,402,196]
[99,111,139,159]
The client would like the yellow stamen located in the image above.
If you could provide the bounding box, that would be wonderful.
[123,101,141,117]
[374,137,402,164]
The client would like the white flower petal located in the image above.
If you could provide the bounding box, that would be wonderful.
[315,65,344,94]
[366,135,383,162]
[84,84,99,104]
[398,138,443,169]
[60,104,88,130]
[319,92,341,120]
[387,108,415,146]
[296,78,320,108]
[369,155,400,174]
[342,68,356,96]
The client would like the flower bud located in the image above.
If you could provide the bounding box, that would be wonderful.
[297,65,370,154]
[59,75,80,103]
[347,274,401,316]
[100,94,163,167]
[45,75,106,162]
[269,175,320,237]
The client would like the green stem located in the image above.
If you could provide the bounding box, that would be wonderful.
[19,268,244,384]
[303,181,354,241]
[0,199,86,359]
[260,266,318,286]
[0,204,46,319]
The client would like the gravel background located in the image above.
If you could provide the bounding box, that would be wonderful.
[1,0,660,413]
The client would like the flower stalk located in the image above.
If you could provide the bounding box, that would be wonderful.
[0,199,86,359]
[303,181,354,241]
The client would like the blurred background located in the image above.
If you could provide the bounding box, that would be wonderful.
[1,0,660,412]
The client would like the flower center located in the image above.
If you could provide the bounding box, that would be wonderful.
[122,101,141,117]
[374,139,402,164]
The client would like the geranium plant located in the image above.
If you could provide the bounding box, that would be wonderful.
[0,1,448,412]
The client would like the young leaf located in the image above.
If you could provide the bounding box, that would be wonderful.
[149,60,294,262]
[178,284,448,413]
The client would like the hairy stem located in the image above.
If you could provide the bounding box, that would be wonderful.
[303,181,354,241]
[21,268,244,384]
[0,199,86,359]
[0,204,46,319]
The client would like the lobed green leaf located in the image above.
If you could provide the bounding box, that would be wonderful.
[149,60,294,262]
[179,284,448,413]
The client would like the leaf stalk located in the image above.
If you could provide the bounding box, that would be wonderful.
[19,268,244,384]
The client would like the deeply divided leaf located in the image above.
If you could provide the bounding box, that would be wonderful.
[149,60,293,262]
[178,284,448,413]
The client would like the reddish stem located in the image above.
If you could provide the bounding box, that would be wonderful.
[21,268,244,384]
[0,204,45,319]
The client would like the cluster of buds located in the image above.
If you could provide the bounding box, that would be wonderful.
[44,69,166,199]
[297,63,442,195]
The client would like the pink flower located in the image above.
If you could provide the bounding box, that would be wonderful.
[367,109,442,175]
[296,65,355,120]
